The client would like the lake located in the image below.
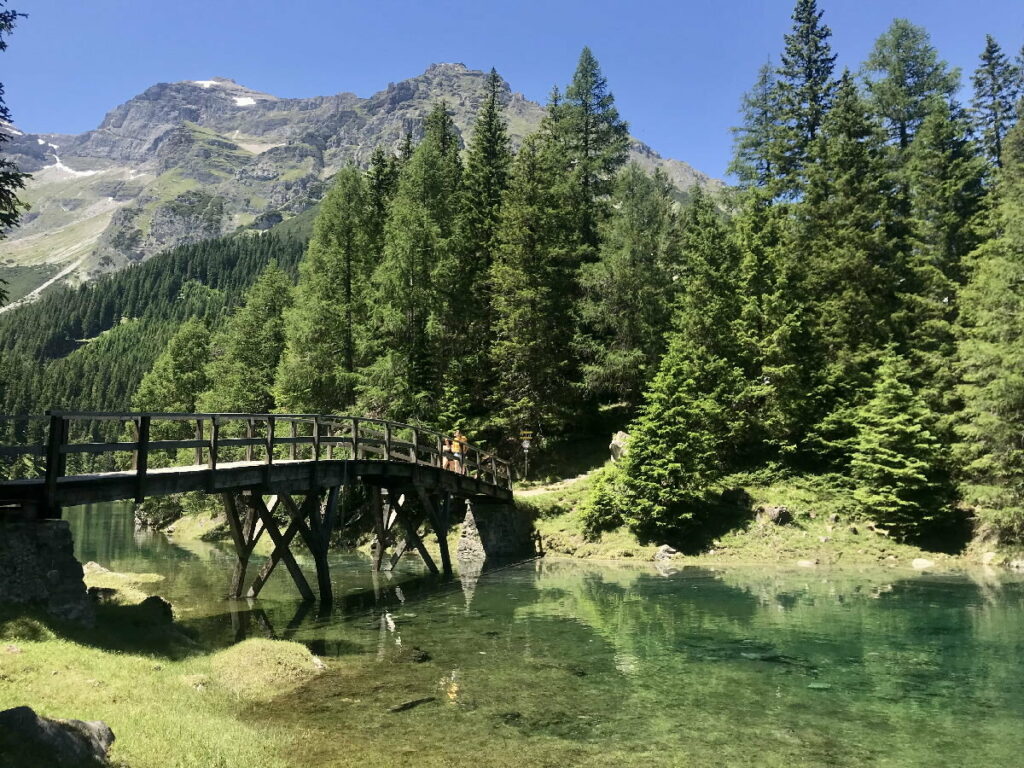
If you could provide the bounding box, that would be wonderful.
[66,502,1024,767]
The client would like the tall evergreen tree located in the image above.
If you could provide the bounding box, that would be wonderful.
[771,0,837,197]
[576,164,678,406]
[451,68,513,423]
[862,19,960,150]
[365,145,400,255]
[851,351,946,540]
[729,61,781,188]
[132,318,211,414]
[955,120,1024,541]
[201,262,292,413]
[797,72,901,464]
[276,167,371,413]
[970,35,1021,168]
[0,3,28,306]
[489,135,575,434]
[546,47,629,257]
[361,103,462,422]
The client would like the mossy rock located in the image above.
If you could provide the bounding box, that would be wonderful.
[209,639,325,701]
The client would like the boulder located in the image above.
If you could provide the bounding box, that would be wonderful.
[757,506,792,526]
[609,431,630,462]
[654,545,677,561]
[912,558,935,570]
[0,706,114,767]
[1007,559,1024,571]
[797,559,818,568]
[137,595,174,624]
[980,551,997,566]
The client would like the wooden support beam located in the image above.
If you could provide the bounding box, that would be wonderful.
[371,488,387,572]
[394,490,439,576]
[222,492,249,598]
[417,487,453,577]
[247,493,314,601]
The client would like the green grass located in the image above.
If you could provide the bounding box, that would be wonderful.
[0,264,59,302]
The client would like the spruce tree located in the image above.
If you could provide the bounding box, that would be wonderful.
[452,68,513,422]
[772,0,837,197]
[361,103,462,422]
[276,167,371,413]
[970,35,1021,168]
[201,262,292,413]
[955,120,1024,540]
[902,100,986,424]
[547,47,629,258]
[862,19,960,150]
[0,3,28,306]
[729,61,781,188]
[797,72,900,465]
[489,135,575,434]
[851,351,946,540]
[576,164,678,406]
[133,318,212,414]
[365,145,400,256]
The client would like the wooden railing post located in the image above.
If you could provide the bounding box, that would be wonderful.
[410,428,419,463]
[265,416,275,466]
[289,420,297,461]
[43,412,68,516]
[384,422,392,461]
[134,415,150,503]
[194,419,204,465]
[436,435,443,468]
[245,419,255,462]
[208,417,219,472]
[352,418,361,459]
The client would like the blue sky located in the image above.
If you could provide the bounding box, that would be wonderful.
[4,0,1023,179]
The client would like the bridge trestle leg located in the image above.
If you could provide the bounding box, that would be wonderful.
[417,487,454,577]
[222,492,266,599]
[247,494,314,601]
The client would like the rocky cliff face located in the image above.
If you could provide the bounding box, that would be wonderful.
[1,64,719,293]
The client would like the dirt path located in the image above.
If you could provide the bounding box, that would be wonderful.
[517,470,595,497]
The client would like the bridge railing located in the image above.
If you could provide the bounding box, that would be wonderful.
[0,412,513,503]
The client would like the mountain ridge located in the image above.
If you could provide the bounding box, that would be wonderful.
[1,63,719,299]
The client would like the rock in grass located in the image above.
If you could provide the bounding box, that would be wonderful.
[0,706,114,767]
[388,697,436,713]
[797,559,818,568]
[912,558,935,570]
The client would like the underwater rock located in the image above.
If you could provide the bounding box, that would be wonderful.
[388,697,436,713]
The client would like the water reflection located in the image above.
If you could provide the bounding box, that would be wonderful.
[67,502,1024,767]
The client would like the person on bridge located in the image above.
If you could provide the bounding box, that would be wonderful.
[452,430,468,475]
[442,438,457,471]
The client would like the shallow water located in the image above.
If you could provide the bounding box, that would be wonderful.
[67,502,1024,767]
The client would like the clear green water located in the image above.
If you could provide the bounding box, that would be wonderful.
[66,503,1024,767]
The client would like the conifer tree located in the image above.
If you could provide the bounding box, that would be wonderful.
[771,0,837,197]
[365,145,400,255]
[851,351,946,540]
[797,72,900,464]
[452,68,513,422]
[729,61,781,188]
[862,19,960,150]
[955,120,1024,540]
[902,100,986,423]
[970,35,1021,168]
[276,167,371,413]
[576,164,678,406]
[489,135,575,434]
[133,318,211,414]
[0,3,28,306]
[609,194,746,537]
[547,47,629,257]
[361,103,462,422]
[200,262,292,413]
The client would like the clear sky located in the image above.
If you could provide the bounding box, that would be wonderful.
[4,0,1023,179]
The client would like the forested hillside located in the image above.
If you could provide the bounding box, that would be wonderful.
[2,0,1024,553]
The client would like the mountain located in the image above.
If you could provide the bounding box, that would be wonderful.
[1,64,719,301]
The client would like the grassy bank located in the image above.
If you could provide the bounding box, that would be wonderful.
[526,466,1014,570]
[0,570,322,768]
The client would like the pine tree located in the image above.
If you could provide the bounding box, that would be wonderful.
[862,19,960,150]
[452,69,513,422]
[365,145,400,256]
[970,35,1021,168]
[771,0,837,197]
[361,103,462,422]
[547,47,629,257]
[0,3,28,306]
[902,100,987,424]
[576,164,678,406]
[200,262,293,413]
[489,135,575,434]
[797,72,901,465]
[955,120,1024,541]
[851,351,946,540]
[729,61,781,188]
[276,167,371,413]
[133,318,212,414]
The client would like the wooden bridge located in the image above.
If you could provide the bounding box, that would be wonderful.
[0,411,516,603]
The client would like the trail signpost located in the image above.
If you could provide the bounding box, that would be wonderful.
[520,430,533,479]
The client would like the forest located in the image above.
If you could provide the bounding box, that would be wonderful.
[3,0,1024,552]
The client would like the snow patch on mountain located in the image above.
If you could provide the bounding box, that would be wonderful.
[233,96,256,107]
